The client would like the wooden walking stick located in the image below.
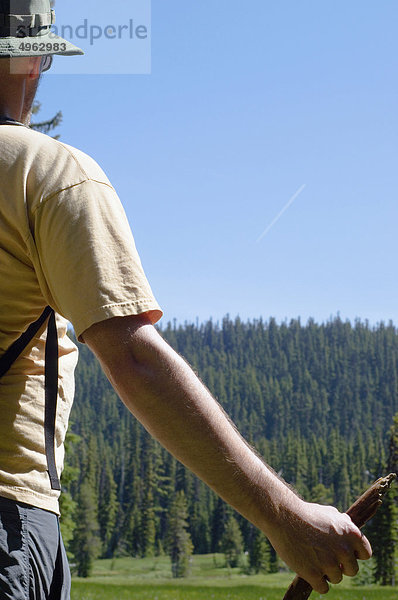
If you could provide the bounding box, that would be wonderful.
[282,473,397,600]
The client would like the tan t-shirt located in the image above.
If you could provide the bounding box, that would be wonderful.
[0,124,162,514]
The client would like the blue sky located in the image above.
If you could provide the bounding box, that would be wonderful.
[37,1,398,326]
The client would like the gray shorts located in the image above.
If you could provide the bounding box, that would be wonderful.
[0,496,70,600]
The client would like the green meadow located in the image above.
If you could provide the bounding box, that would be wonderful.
[71,555,397,600]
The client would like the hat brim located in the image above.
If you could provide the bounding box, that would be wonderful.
[0,31,84,57]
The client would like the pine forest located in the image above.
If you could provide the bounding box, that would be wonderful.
[64,316,398,580]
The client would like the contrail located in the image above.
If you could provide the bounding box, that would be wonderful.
[256,184,307,243]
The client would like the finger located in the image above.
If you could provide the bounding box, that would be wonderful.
[340,555,359,577]
[338,535,371,576]
[355,533,372,560]
[314,576,330,595]
[324,563,343,585]
[304,571,330,595]
[344,516,372,560]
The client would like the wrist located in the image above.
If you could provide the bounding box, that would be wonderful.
[243,459,303,536]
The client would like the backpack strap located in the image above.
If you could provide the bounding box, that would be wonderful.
[0,307,61,491]
[0,307,53,377]
[44,310,61,491]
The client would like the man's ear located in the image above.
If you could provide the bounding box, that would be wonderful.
[27,56,42,79]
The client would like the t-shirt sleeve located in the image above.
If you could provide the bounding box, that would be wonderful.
[30,179,162,339]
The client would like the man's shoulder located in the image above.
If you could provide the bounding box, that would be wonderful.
[0,125,112,191]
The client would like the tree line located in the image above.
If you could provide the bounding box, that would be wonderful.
[62,316,398,582]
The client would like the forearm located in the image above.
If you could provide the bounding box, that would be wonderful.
[85,320,297,538]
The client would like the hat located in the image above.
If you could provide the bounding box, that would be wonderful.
[0,0,84,57]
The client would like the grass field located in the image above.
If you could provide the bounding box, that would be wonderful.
[71,582,398,600]
[70,555,397,600]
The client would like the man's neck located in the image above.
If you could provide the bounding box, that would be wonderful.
[0,103,23,123]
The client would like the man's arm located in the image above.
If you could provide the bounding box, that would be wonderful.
[82,314,371,595]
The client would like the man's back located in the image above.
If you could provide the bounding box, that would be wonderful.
[0,124,161,513]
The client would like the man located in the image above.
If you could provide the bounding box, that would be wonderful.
[0,1,371,598]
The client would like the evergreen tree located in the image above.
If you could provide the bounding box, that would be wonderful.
[221,515,244,568]
[98,456,118,557]
[30,101,62,137]
[139,486,157,558]
[167,491,193,578]
[189,484,211,555]
[309,483,334,505]
[368,414,398,585]
[59,430,80,557]
[137,437,160,557]
[369,487,398,585]
[210,497,229,553]
[389,413,398,475]
[70,481,101,577]
[249,530,271,573]
[268,544,279,573]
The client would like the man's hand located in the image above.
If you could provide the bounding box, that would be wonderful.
[82,314,372,594]
[268,501,372,595]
